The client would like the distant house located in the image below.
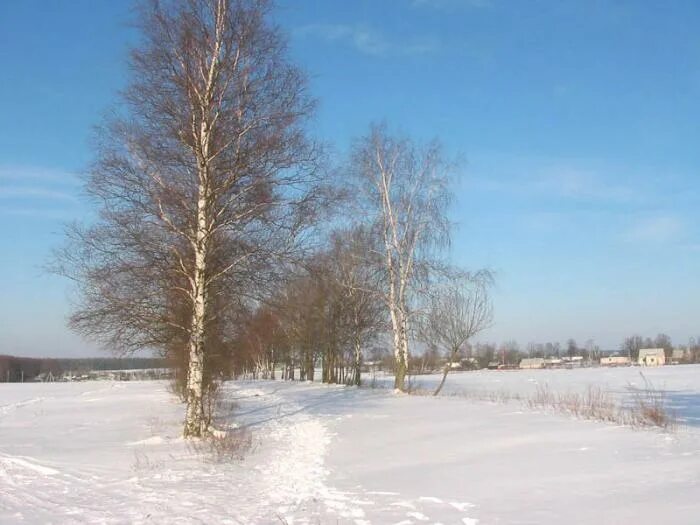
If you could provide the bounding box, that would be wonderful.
[559,355,584,368]
[544,357,563,368]
[519,358,545,370]
[600,356,631,367]
[638,348,665,367]
[448,358,479,371]
[361,360,381,373]
[671,349,687,364]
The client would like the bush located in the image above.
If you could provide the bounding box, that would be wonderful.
[625,373,675,430]
[189,427,253,463]
[526,377,675,430]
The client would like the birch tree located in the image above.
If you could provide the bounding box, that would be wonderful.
[351,125,451,391]
[421,273,493,396]
[56,0,318,437]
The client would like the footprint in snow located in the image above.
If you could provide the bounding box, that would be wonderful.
[406,510,430,521]
[390,501,416,509]
[450,501,475,512]
[319,487,477,525]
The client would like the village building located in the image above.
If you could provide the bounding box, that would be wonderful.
[544,357,563,368]
[519,357,545,369]
[360,360,382,373]
[671,349,687,364]
[600,356,631,367]
[638,348,666,367]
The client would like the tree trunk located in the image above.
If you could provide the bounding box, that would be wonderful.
[434,364,450,396]
[306,353,315,382]
[434,348,458,396]
[184,191,208,437]
[392,308,409,390]
[353,333,362,386]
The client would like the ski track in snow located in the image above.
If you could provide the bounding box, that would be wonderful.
[0,397,44,418]
[230,384,479,524]
[0,381,479,525]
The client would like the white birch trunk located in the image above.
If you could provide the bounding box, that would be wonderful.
[393,307,409,390]
[183,9,220,435]
[353,331,362,386]
[184,186,209,437]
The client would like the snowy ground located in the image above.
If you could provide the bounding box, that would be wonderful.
[1,369,699,524]
[380,364,700,427]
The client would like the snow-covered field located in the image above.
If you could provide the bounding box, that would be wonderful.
[390,364,700,427]
[1,368,699,524]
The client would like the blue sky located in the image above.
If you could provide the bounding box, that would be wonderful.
[1,0,699,357]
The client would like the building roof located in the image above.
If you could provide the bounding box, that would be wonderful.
[520,358,545,365]
[638,348,665,358]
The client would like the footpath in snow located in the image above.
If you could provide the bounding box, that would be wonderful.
[1,378,699,524]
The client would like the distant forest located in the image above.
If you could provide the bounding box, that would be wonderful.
[0,355,167,382]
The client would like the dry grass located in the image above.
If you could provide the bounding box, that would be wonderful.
[527,384,618,423]
[206,427,253,462]
[189,427,253,463]
[392,371,677,431]
[188,386,255,462]
[131,450,166,472]
[524,374,676,430]
[451,388,522,404]
[624,373,676,430]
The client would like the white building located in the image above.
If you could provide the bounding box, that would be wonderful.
[519,358,545,370]
[600,356,631,367]
[638,348,665,367]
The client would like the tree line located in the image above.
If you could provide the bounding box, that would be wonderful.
[620,334,700,362]
[0,356,167,382]
[54,0,493,437]
[451,335,700,365]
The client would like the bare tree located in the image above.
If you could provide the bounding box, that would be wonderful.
[654,333,673,361]
[55,0,318,437]
[233,305,287,379]
[351,124,452,391]
[326,228,384,385]
[279,270,327,381]
[421,273,493,396]
[254,228,383,387]
[621,334,644,361]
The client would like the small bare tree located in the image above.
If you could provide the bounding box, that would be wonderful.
[422,272,493,396]
[351,124,452,391]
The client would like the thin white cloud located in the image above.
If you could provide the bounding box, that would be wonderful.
[0,186,77,202]
[0,207,75,220]
[0,165,80,186]
[463,157,695,245]
[519,211,569,234]
[532,167,639,203]
[468,164,641,204]
[0,165,82,220]
[295,23,437,57]
[625,215,683,243]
